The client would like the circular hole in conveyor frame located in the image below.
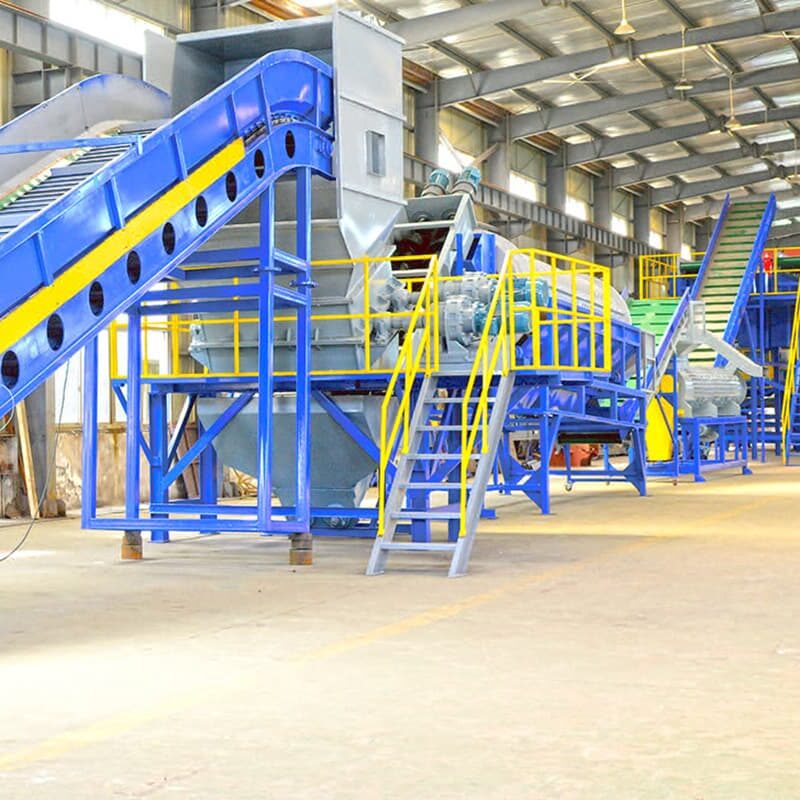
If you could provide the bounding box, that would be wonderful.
[88,281,104,316]
[254,149,266,178]
[46,314,64,351]
[225,172,238,202]
[162,222,176,255]
[1,351,19,389]
[127,251,142,284]
[195,195,208,227]
[284,130,295,159]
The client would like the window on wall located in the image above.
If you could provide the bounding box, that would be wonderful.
[509,172,539,202]
[681,243,692,260]
[53,331,112,425]
[649,208,666,250]
[437,144,473,172]
[566,169,593,222]
[50,0,164,55]
[438,107,486,172]
[612,214,630,236]
[612,190,632,236]
[566,196,590,221]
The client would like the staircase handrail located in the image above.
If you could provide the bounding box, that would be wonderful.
[459,252,511,535]
[378,254,439,536]
[690,193,731,301]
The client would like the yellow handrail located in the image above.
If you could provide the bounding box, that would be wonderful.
[109,255,436,380]
[781,277,800,464]
[377,255,439,537]
[458,253,511,536]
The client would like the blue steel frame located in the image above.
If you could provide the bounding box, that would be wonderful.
[71,49,336,541]
[0,48,334,419]
[744,260,800,460]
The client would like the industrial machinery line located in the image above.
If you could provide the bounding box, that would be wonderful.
[0,10,790,575]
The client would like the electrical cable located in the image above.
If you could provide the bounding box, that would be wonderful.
[0,360,71,562]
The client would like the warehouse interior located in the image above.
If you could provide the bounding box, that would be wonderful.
[2,0,800,796]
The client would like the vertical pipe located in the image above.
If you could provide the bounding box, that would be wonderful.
[257,186,276,531]
[81,336,99,528]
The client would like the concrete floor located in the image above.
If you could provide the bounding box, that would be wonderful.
[1,459,799,799]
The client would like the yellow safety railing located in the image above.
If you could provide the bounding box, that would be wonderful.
[457,253,510,536]
[511,248,612,373]
[638,248,800,299]
[109,255,437,380]
[639,253,682,299]
[757,248,800,295]
[377,257,439,538]
[781,276,800,464]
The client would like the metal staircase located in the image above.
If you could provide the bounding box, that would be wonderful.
[366,372,514,577]
[690,198,775,365]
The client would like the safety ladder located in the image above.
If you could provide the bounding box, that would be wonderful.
[366,372,514,577]
[366,250,512,577]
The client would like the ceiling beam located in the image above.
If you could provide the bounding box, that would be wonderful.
[387,0,557,47]
[510,63,800,139]
[769,221,800,241]
[566,103,800,166]
[429,9,800,106]
[613,138,798,187]
[650,169,781,205]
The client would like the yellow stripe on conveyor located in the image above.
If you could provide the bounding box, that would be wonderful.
[0,138,246,354]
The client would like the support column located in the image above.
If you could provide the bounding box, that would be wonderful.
[633,191,651,244]
[291,167,313,565]
[633,191,651,296]
[593,168,613,269]
[122,307,143,560]
[666,205,685,254]
[414,92,438,164]
[256,188,277,536]
[696,217,713,253]
[485,120,510,192]
[81,336,99,530]
[149,389,169,543]
[546,149,567,253]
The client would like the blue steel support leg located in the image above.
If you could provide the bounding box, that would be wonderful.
[257,186,277,535]
[539,415,555,515]
[149,389,170,543]
[198,420,218,533]
[122,307,143,559]
[291,167,313,562]
[80,336,98,529]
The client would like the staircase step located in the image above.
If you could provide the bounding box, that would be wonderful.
[419,424,462,431]
[378,541,458,552]
[392,510,460,520]
[400,481,458,490]
[406,452,486,460]
[424,396,495,405]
